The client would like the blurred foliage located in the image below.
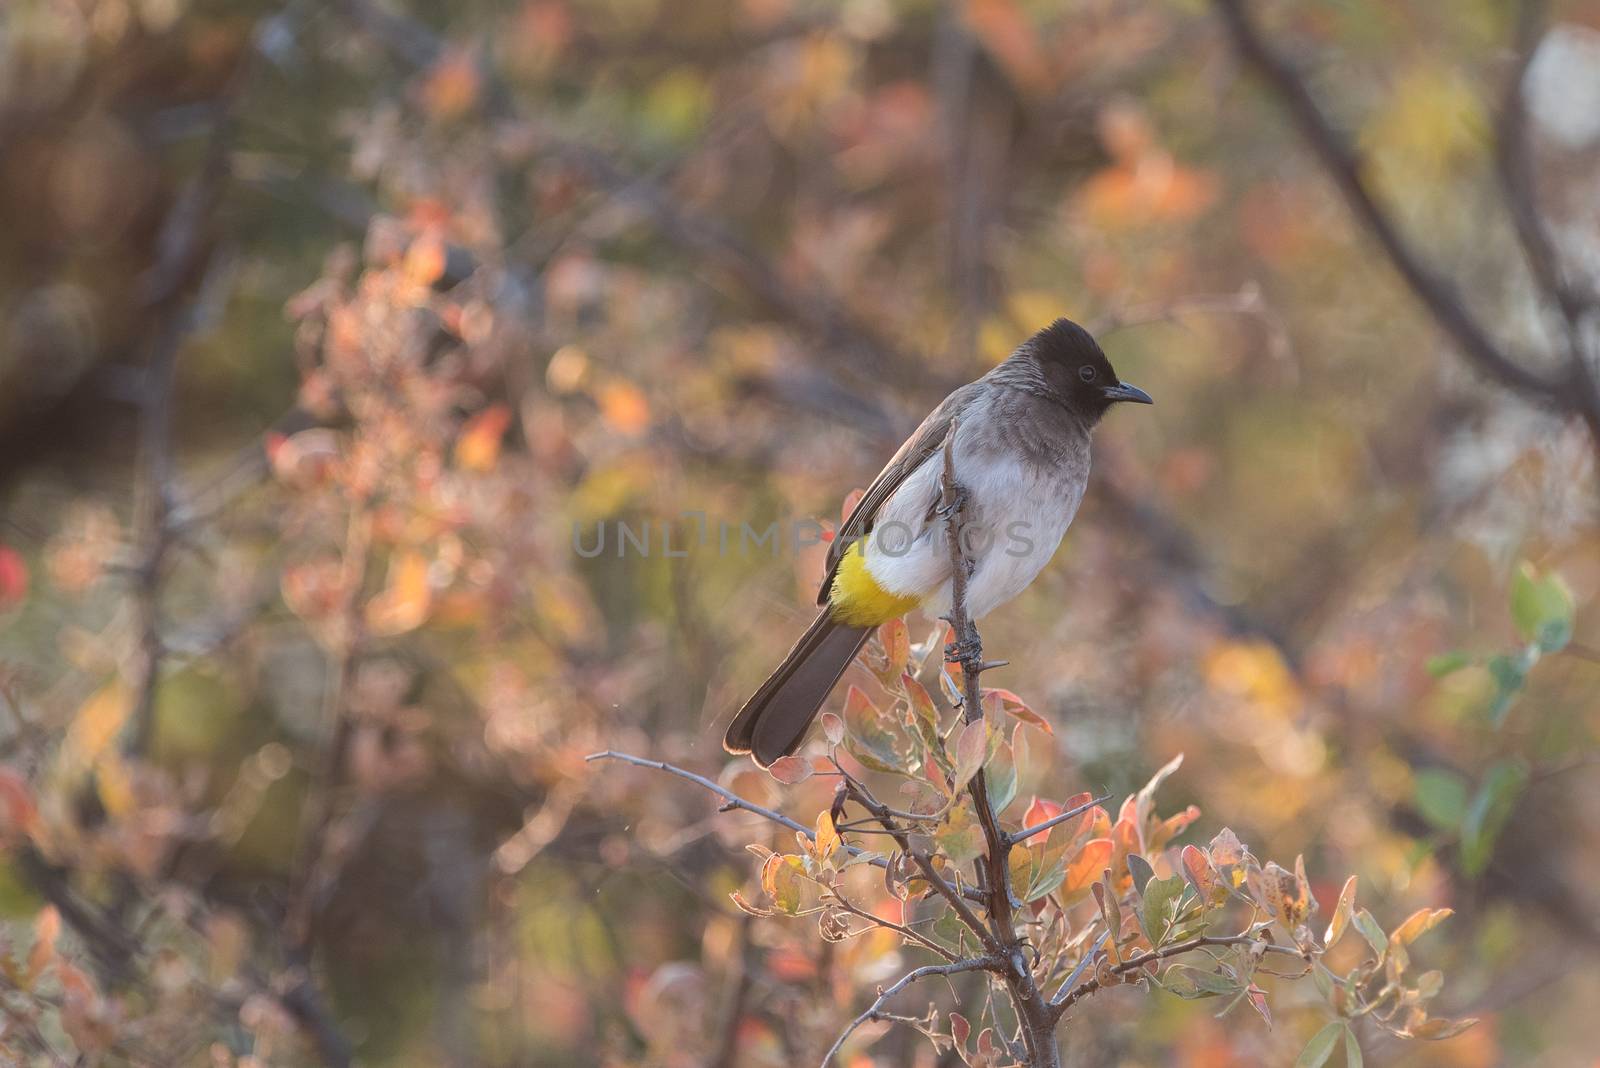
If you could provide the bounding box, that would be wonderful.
[1,0,1599,1065]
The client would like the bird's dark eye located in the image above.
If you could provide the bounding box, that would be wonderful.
[1078,366,1097,383]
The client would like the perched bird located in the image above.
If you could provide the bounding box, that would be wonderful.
[724,318,1152,766]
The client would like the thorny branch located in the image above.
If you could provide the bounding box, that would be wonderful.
[934,423,1060,1067]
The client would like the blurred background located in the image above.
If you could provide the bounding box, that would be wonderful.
[1,0,1598,1065]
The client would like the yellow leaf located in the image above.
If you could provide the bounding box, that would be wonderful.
[1390,907,1453,947]
[67,684,131,765]
[814,809,839,863]
[95,754,137,820]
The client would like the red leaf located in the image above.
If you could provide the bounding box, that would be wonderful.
[0,545,29,610]
[984,687,1053,735]
[767,755,814,785]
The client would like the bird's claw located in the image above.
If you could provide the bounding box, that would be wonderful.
[944,633,983,663]
[935,488,968,522]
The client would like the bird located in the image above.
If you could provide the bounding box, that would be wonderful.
[724,317,1152,766]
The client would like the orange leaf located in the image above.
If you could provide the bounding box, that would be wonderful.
[1061,838,1113,896]
[878,618,910,677]
[455,404,513,472]
[404,233,449,288]
[366,551,433,636]
[27,906,59,984]
[962,0,1052,94]
[598,379,651,435]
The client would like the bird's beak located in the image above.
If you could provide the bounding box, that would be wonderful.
[1101,381,1153,405]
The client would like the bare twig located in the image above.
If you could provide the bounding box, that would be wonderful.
[820,957,999,1068]
[827,893,961,963]
[587,750,815,837]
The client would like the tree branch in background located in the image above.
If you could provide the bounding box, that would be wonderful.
[1211,0,1600,454]
[1492,0,1600,440]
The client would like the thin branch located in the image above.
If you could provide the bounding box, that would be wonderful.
[1210,0,1587,419]
[1005,795,1111,847]
[1048,933,1303,1017]
[827,894,961,963]
[287,500,372,954]
[820,957,999,1068]
[587,750,815,838]
[838,769,1001,953]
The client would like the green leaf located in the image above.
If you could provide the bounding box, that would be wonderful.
[1343,1026,1363,1068]
[1412,768,1467,831]
[1353,909,1387,958]
[1460,760,1527,877]
[843,685,904,772]
[1160,964,1238,999]
[1295,1021,1345,1068]
[1485,653,1529,727]
[1141,875,1185,946]
[951,721,987,794]
[1025,860,1070,902]
[1511,561,1575,653]
[1425,651,1470,678]
[936,807,985,868]
[985,740,1017,814]
[1127,854,1156,897]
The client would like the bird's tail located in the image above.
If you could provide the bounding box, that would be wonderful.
[724,611,871,767]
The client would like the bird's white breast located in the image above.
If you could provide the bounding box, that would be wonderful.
[860,425,1086,621]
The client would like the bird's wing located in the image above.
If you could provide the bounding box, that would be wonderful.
[817,383,976,606]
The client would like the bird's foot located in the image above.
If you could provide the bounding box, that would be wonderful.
[943,630,983,664]
[935,487,969,522]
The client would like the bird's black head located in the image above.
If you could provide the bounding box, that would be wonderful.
[1024,317,1153,424]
